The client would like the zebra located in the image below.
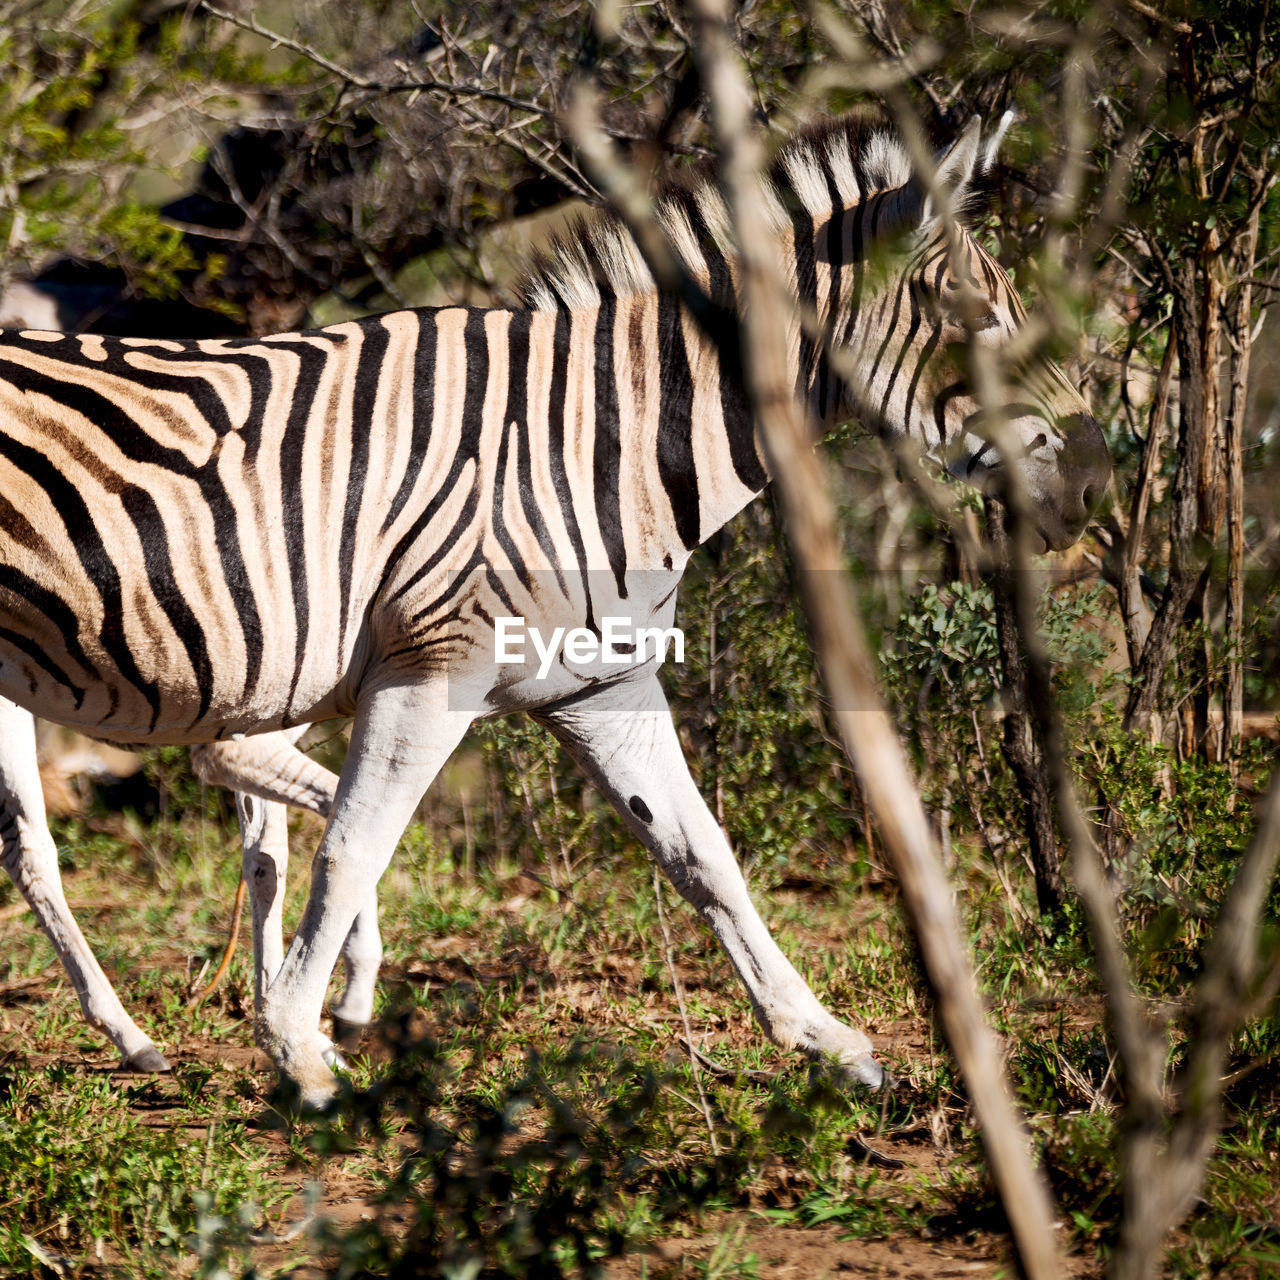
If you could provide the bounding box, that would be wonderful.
[0,113,1110,1107]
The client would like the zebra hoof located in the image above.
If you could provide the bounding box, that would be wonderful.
[320,1039,348,1072]
[331,1016,366,1054]
[259,1075,344,1123]
[845,1052,894,1091]
[122,1046,171,1073]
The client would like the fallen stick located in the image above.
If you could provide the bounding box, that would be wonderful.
[188,875,247,1005]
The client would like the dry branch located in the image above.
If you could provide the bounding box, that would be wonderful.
[684,4,1064,1276]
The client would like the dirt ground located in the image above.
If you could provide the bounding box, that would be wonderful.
[0,932,1111,1280]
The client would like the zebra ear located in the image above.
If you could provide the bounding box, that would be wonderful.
[979,110,1015,176]
[917,115,983,227]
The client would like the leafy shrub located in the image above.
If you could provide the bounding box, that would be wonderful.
[669,523,864,884]
[881,579,1113,769]
[0,1065,277,1274]
[296,1023,857,1279]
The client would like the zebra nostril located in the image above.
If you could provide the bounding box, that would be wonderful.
[1045,413,1111,548]
[1059,414,1111,511]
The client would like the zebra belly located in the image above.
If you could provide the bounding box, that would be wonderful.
[0,626,356,746]
[478,659,666,720]
[381,565,687,721]
[0,528,360,744]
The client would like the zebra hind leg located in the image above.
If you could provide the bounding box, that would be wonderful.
[231,792,290,1011]
[539,675,887,1090]
[257,680,473,1110]
[331,892,381,1050]
[0,697,169,1072]
[193,731,380,1052]
[228,790,347,1070]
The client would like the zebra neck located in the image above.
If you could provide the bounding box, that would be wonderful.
[602,289,768,568]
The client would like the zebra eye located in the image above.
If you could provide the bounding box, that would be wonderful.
[946,290,1000,331]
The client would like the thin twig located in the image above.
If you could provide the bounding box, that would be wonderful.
[847,1132,907,1169]
[681,1037,778,1085]
[200,4,546,115]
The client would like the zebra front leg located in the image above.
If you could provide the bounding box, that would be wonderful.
[540,675,885,1089]
[0,699,168,1071]
[258,680,472,1109]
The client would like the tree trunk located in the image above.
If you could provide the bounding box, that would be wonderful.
[1124,267,1208,738]
[989,504,1064,915]
[1224,206,1261,772]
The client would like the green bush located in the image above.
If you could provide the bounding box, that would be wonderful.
[0,1065,277,1274]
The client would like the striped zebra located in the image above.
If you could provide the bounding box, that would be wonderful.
[0,114,1110,1106]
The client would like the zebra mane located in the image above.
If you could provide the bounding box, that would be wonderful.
[518,115,914,313]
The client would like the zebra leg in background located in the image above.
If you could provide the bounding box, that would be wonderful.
[190,729,336,821]
[190,732,382,1047]
[329,895,382,1047]
[257,681,472,1109]
[539,675,886,1090]
[0,697,169,1071]
[231,791,290,1009]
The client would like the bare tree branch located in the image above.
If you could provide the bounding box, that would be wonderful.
[684,5,1065,1277]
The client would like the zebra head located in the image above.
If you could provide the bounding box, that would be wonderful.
[801,118,1111,551]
